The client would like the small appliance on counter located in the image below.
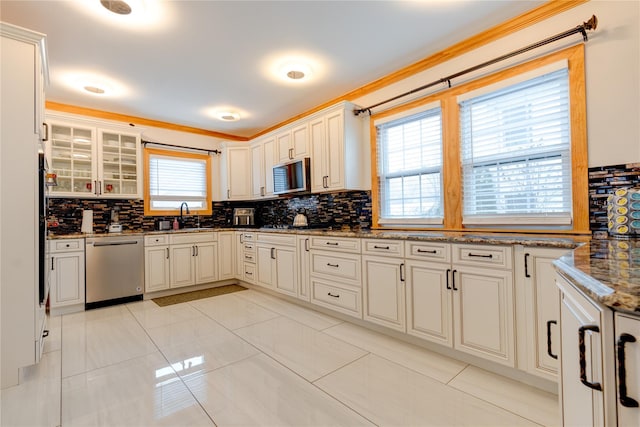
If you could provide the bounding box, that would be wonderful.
[233,208,255,226]
[292,211,308,227]
[108,207,122,233]
[157,220,171,231]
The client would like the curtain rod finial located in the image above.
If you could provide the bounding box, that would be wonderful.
[585,15,598,31]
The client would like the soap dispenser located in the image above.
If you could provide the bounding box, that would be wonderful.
[173,217,179,230]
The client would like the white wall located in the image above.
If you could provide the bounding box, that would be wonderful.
[352,0,640,168]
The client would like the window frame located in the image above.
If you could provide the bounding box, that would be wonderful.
[143,147,213,216]
[370,44,588,234]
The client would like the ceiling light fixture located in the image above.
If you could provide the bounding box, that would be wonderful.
[100,0,132,15]
[83,85,106,94]
[216,111,240,121]
[280,63,312,81]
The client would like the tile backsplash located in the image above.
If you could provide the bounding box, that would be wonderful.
[47,190,372,234]
[588,163,640,233]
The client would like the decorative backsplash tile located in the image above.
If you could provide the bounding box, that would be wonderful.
[588,163,640,232]
[47,190,372,234]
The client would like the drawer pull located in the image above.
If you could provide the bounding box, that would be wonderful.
[468,252,493,258]
[325,242,339,246]
[417,248,437,254]
[245,271,253,276]
[617,333,639,408]
[327,292,340,298]
[245,255,253,260]
[578,325,602,391]
[327,263,340,268]
[374,245,390,250]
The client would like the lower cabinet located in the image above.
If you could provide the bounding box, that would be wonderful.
[557,272,616,427]
[296,236,311,301]
[49,239,85,313]
[615,312,640,426]
[362,255,406,332]
[170,240,218,288]
[144,245,170,292]
[217,231,235,280]
[255,233,297,297]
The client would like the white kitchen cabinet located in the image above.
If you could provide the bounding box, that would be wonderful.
[194,241,218,284]
[557,272,616,427]
[224,145,251,200]
[453,266,515,366]
[49,239,85,314]
[276,123,309,163]
[514,246,569,381]
[250,137,275,199]
[405,259,453,346]
[240,232,257,284]
[46,115,142,199]
[255,233,297,297]
[615,313,640,426]
[170,243,196,288]
[362,255,406,332]
[310,102,368,193]
[168,232,217,289]
[309,236,362,318]
[1,23,48,388]
[217,231,235,280]
[144,245,170,292]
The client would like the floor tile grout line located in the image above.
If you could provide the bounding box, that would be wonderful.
[445,362,471,385]
[124,302,219,427]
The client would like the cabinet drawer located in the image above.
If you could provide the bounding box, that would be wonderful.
[241,232,256,242]
[169,232,215,245]
[243,243,256,253]
[243,252,256,264]
[362,239,404,257]
[243,263,256,283]
[453,244,512,269]
[309,236,360,253]
[51,239,83,253]
[144,234,169,246]
[311,279,361,318]
[256,233,296,246]
[405,241,451,262]
[311,252,361,284]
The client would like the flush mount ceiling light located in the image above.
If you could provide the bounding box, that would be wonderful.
[83,85,106,94]
[100,0,132,15]
[280,63,312,81]
[216,111,240,122]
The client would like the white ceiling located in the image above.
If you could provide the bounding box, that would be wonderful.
[0,0,544,138]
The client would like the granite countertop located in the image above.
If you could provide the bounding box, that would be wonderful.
[49,227,586,249]
[554,238,640,314]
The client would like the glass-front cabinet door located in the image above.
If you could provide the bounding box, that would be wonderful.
[98,131,140,197]
[48,123,96,196]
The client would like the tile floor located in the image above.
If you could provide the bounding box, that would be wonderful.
[1,289,560,426]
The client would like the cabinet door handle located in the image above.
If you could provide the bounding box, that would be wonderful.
[270,247,276,259]
[192,246,196,256]
[446,268,451,290]
[227,189,231,199]
[195,245,199,256]
[524,253,531,278]
[417,248,437,254]
[93,180,98,196]
[240,234,244,244]
[578,325,603,391]
[51,257,55,271]
[374,245,390,250]
[546,320,558,360]
[323,176,329,188]
[400,263,405,282]
[617,333,639,407]
[42,329,49,338]
[289,148,293,159]
[468,253,492,259]
[42,123,49,142]
[166,248,169,259]
[452,269,458,291]
[261,186,265,196]
[305,238,309,252]
[98,180,102,196]
[327,292,340,298]
[327,263,339,268]
[325,242,338,246]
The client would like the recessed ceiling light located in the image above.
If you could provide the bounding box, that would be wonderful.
[216,112,240,121]
[100,0,133,15]
[83,85,106,94]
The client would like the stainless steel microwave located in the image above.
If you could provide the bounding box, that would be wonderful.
[273,158,311,195]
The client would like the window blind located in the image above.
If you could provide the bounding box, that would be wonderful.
[459,68,572,225]
[376,106,443,225]
[148,154,207,210]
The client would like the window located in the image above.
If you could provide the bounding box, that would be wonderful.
[143,148,212,215]
[459,66,572,225]
[375,104,443,225]
[371,45,588,233]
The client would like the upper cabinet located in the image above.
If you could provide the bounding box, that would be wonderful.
[276,123,309,164]
[309,102,368,193]
[222,145,252,201]
[46,116,142,199]
[251,136,275,199]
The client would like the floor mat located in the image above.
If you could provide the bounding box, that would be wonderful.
[151,284,247,307]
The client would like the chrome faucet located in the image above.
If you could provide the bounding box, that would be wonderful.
[178,202,190,228]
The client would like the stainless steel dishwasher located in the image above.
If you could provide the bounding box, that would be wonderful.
[85,235,144,309]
